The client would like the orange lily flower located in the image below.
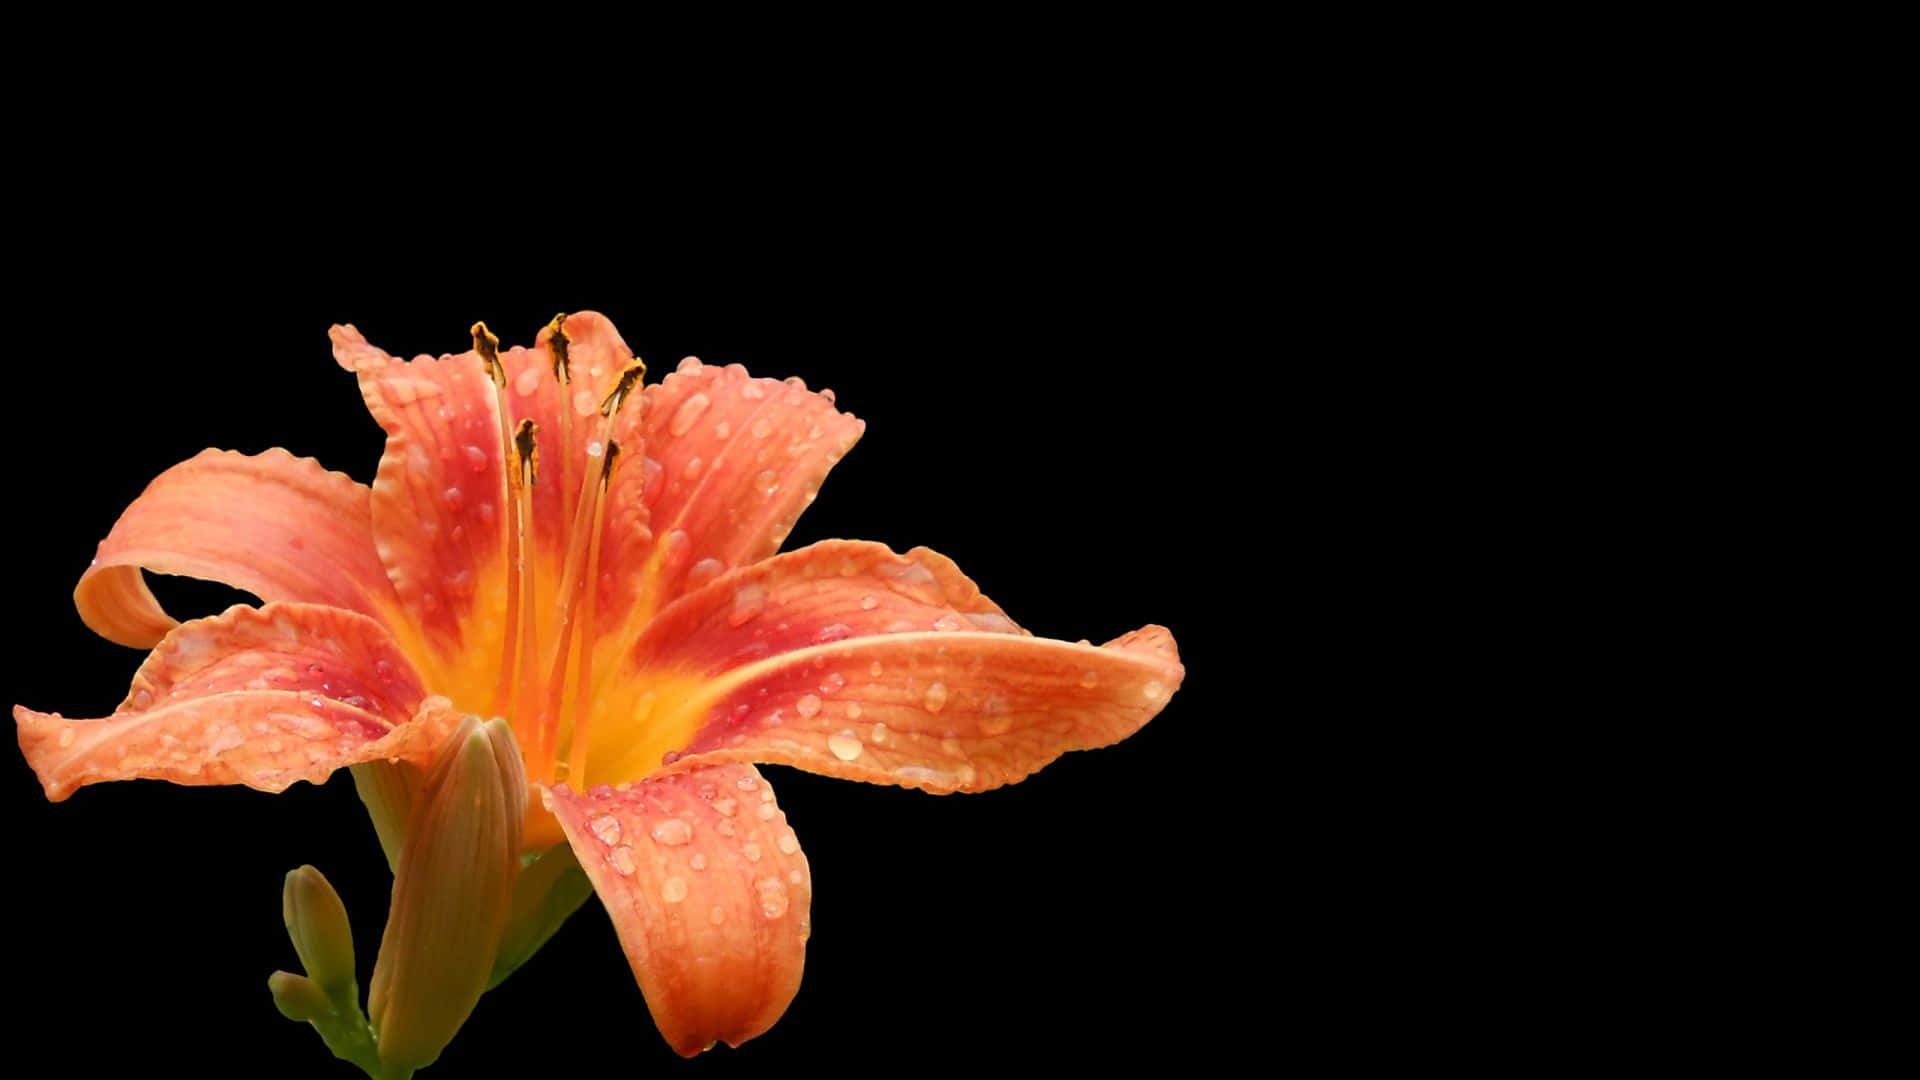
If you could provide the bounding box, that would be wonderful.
[13,312,1184,1063]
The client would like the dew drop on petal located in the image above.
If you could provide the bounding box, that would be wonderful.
[661,876,688,903]
[608,847,637,876]
[736,775,758,791]
[684,456,705,479]
[754,469,780,495]
[869,661,884,678]
[756,800,778,820]
[1143,680,1165,701]
[750,417,773,439]
[709,905,727,925]
[651,819,692,846]
[869,720,888,744]
[860,594,878,610]
[586,440,605,458]
[133,689,153,709]
[463,445,489,472]
[670,392,711,436]
[741,381,765,401]
[819,672,846,693]
[846,702,863,720]
[728,582,767,627]
[1081,670,1101,688]
[742,842,762,862]
[713,421,731,439]
[712,797,736,817]
[690,852,708,871]
[677,356,703,374]
[688,558,725,587]
[923,682,949,713]
[813,623,852,644]
[795,694,821,718]
[573,388,598,417]
[757,877,789,919]
[589,815,622,844]
[777,831,799,855]
[58,728,74,748]
[788,868,805,885]
[827,733,863,761]
[514,367,542,397]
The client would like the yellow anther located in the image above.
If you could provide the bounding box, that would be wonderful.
[599,359,647,418]
[471,321,504,388]
[545,312,572,384]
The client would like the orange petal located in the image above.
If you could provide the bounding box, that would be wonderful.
[620,360,864,626]
[15,602,440,801]
[341,316,642,699]
[347,336,509,685]
[590,541,1183,792]
[74,448,402,649]
[545,765,811,1057]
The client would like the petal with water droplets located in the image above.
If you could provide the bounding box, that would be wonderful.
[545,764,811,1057]
[73,447,404,650]
[587,541,1181,792]
[13,602,441,801]
[618,360,864,627]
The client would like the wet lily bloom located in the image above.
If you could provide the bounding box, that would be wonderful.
[13,312,1184,1068]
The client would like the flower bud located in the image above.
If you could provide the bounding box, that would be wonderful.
[267,970,329,1023]
[282,865,356,1002]
[367,716,525,1071]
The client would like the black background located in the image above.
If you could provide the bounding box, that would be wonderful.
[3,198,1244,1075]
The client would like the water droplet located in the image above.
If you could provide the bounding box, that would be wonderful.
[514,367,542,397]
[869,661,884,677]
[742,842,762,862]
[783,375,807,390]
[684,456,705,479]
[309,696,326,710]
[860,594,878,610]
[955,763,977,785]
[690,852,708,870]
[788,868,805,885]
[827,733,863,761]
[1079,670,1100,688]
[820,672,846,693]
[661,876,688,903]
[981,711,1014,736]
[754,468,779,495]
[1143,680,1165,701]
[670,392,711,436]
[750,417,773,439]
[608,847,637,876]
[923,682,949,713]
[941,737,964,757]
[755,800,778,820]
[713,421,731,439]
[57,728,74,748]
[728,582,767,627]
[132,688,153,708]
[716,820,737,837]
[712,797,737,817]
[761,709,784,729]
[785,694,818,721]
[463,444,489,472]
[709,904,727,925]
[868,721,887,743]
[842,702,861,721]
[651,819,692,846]
[677,356,703,374]
[589,815,622,844]
[740,381,765,400]
[932,614,965,632]
[813,623,852,644]
[735,775,758,791]
[757,877,789,919]
[777,831,799,855]
[761,786,775,802]
[477,501,495,524]
[586,440,605,458]
[572,388,598,417]
[819,388,836,404]
[688,558,725,587]
[808,424,824,440]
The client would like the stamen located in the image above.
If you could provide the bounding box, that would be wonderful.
[509,419,543,778]
[599,359,647,418]
[545,313,571,384]
[474,322,524,722]
[566,440,619,788]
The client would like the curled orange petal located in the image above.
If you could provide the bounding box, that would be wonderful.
[15,602,438,801]
[74,448,403,649]
[588,540,1182,792]
[545,765,811,1057]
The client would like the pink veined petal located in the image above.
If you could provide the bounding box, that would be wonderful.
[616,360,864,629]
[74,448,403,649]
[14,602,439,801]
[588,540,1183,793]
[545,765,811,1057]
[336,316,646,697]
